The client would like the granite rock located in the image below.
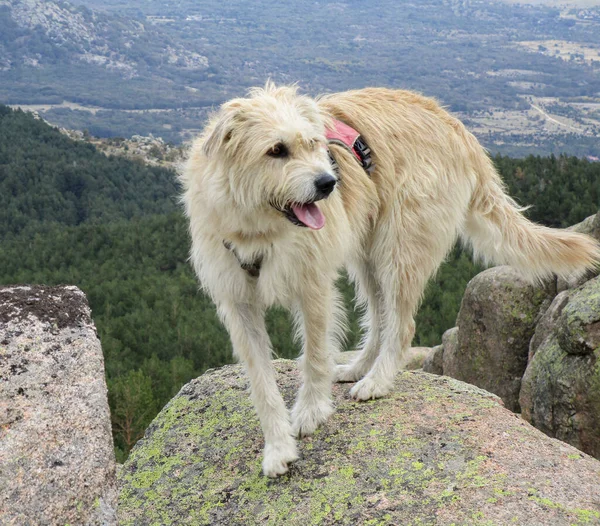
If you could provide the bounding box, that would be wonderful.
[520,276,600,459]
[0,285,117,525]
[422,344,444,376]
[444,266,554,412]
[119,360,600,526]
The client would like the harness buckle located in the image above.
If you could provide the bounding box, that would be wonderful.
[223,240,262,278]
[353,136,374,175]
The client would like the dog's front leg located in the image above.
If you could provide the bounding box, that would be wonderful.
[219,301,298,477]
[291,281,338,437]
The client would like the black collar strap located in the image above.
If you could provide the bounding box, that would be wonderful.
[223,240,262,278]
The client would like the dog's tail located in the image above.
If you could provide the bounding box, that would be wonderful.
[462,149,600,283]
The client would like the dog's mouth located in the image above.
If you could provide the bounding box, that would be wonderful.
[272,200,326,230]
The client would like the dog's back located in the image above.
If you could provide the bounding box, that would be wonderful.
[319,87,600,284]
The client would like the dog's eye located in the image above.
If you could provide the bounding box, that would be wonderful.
[267,143,288,158]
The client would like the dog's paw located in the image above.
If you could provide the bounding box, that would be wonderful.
[334,363,365,383]
[349,376,392,401]
[262,439,299,478]
[291,398,334,437]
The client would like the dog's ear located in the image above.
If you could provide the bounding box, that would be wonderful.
[202,100,245,158]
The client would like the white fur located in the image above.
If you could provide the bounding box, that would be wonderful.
[180,83,600,477]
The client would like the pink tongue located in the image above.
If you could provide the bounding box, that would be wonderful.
[292,203,325,230]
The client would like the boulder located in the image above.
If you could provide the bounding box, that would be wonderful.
[422,344,443,375]
[557,277,600,355]
[119,360,600,525]
[520,276,600,459]
[557,210,600,292]
[404,346,433,370]
[569,209,600,240]
[528,290,570,361]
[444,266,554,412]
[0,286,117,525]
[440,326,459,376]
[339,347,431,371]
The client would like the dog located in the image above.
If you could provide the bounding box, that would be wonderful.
[180,82,600,477]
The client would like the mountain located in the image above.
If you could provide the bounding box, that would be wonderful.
[0,0,219,109]
[0,106,304,459]
[3,0,209,74]
[0,105,179,238]
[1,0,600,154]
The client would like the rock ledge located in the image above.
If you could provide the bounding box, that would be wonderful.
[0,285,117,525]
[119,360,600,526]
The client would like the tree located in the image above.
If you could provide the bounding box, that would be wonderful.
[109,369,158,461]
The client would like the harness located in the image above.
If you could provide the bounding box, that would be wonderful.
[325,119,374,177]
[225,119,374,278]
[222,241,262,278]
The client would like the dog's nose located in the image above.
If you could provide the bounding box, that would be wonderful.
[314,173,337,196]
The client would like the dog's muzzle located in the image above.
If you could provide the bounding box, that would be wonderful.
[314,173,337,199]
[271,172,337,231]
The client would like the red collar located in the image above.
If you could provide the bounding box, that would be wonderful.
[326,119,373,175]
[326,119,363,163]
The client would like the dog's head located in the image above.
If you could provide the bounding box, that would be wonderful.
[201,82,337,230]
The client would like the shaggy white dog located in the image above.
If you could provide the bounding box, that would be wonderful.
[180,83,599,477]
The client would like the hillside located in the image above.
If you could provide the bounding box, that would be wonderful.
[0,106,179,238]
[2,0,600,154]
[0,107,336,460]
[0,0,213,108]
[0,106,598,459]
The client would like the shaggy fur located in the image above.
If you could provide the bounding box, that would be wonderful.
[180,83,600,477]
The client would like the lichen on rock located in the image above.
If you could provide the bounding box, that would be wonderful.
[444,266,554,412]
[520,276,600,459]
[557,276,600,355]
[118,360,600,526]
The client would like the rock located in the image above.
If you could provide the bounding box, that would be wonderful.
[0,285,117,525]
[528,291,570,361]
[404,346,433,370]
[520,276,600,459]
[557,210,600,292]
[568,210,600,239]
[422,344,444,375]
[441,327,459,376]
[338,347,431,371]
[444,266,554,412]
[557,277,600,355]
[118,360,600,525]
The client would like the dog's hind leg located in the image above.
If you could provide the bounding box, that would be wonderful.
[335,259,382,383]
[291,279,342,437]
[219,301,298,477]
[349,277,420,401]
[349,209,458,401]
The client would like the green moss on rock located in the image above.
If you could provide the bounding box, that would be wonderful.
[521,275,600,459]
